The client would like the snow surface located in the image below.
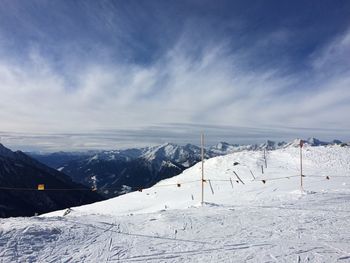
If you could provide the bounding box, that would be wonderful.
[1,145,350,262]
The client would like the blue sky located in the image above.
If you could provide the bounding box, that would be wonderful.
[0,0,350,151]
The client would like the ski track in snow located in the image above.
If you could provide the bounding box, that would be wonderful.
[1,145,350,262]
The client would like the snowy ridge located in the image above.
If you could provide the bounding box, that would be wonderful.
[30,138,348,170]
[48,137,348,202]
[82,143,203,168]
[46,144,350,217]
[53,137,346,166]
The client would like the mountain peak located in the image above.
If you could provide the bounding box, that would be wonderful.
[158,142,177,149]
[305,137,328,146]
[332,139,343,145]
[0,143,15,159]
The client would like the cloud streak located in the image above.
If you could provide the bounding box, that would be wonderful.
[0,1,349,150]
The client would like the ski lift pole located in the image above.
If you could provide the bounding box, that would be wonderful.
[201,134,205,205]
[300,139,304,192]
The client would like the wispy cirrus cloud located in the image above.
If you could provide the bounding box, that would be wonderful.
[0,1,349,151]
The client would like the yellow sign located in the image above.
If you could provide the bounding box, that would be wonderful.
[37,184,45,190]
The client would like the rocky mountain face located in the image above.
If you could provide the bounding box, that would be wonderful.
[53,143,205,198]
[0,144,104,218]
[29,138,347,199]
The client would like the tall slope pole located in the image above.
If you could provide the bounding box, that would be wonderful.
[300,139,304,192]
[201,134,205,205]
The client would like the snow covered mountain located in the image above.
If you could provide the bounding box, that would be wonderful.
[2,143,349,262]
[30,139,347,199]
[53,143,205,198]
[0,144,103,217]
[39,141,255,198]
[208,140,288,155]
[46,142,350,216]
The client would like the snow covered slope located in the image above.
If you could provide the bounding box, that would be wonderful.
[1,145,350,262]
[46,144,350,217]
[30,139,346,199]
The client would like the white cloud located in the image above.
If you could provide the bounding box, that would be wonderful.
[311,30,350,72]
[0,28,350,150]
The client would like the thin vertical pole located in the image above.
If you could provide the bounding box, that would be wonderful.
[201,134,204,205]
[300,141,303,192]
[264,149,267,168]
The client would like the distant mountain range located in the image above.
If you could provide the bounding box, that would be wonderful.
[0,144,103,218]
[32,143,206,198]
[29,138,347,198]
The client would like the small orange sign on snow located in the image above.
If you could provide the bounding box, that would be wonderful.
[37,184,45,190]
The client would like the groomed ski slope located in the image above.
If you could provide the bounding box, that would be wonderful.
[1,145,350,262]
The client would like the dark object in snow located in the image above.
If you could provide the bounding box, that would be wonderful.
[63,208,72,216]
